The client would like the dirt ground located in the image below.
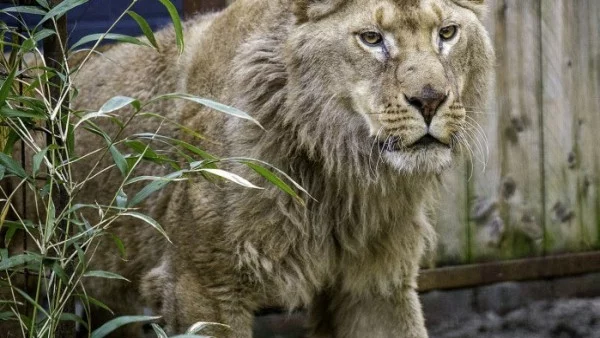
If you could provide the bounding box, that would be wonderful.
[430,297,600,338]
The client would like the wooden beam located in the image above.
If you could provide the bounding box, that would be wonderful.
[183,0,228,18]
[419,251,600,291]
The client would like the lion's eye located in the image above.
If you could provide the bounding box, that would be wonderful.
[439,25,458,41]
[359,31,384,46]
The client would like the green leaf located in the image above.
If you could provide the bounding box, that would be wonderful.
[243,162,304,205]
[125,175,186,186]
[1,220,34,230]
[0,65,16,107]
[99,96,140,113]
[109,145,128,177]
[3,219,17,246]
[32,146,49,177]
[120,212,170,242]
[124,140,159,160]
[39,0,89,26]
[229,157,312,200]
[0,254,38,270]
[14,287,50,318]
[186,322,230,334]
[110,234,126,258]
[128,11,159,50]
[75,96,139,129]
[0,153,27,179]
[44,199,56,243]
[83,270,130,282]
[83,123,112,144]
[158,0,184,54]
[33,28,55,42]
[91,315,161,338]
[71,33,151,50]
[59,312,88,329]
[128,171,184,207]
[20,38,36,53]
[0,6,47,15]
[78,294,114,315]
[153,93,263,129]
[198,168,262,190]
[0,106,46,119]
[133,133,216,161]
[66,122,75,155]
[0,312,15,321]
[2,130,21,154]
[151,324,168,338]
[116,188,128,209]
[35,0,50,9]
[51,261,69,285]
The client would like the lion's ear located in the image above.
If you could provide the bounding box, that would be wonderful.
[452,0,488,19]
[291,0,345,23]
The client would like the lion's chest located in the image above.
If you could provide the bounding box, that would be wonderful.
[248,214,432,308]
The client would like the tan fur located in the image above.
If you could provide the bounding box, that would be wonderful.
[70,0,494,337]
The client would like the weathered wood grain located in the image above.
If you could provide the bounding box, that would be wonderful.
[437,0,600,265]
[433,165,469,266]
[465,0,543,263]
[541,0,599,254]
[493,0,544,260]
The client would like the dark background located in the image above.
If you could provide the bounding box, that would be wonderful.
[1,0,184,46]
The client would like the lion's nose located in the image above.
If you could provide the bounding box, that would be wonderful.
[405,85,448,125]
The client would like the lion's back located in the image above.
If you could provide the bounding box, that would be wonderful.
[72,0,272,274]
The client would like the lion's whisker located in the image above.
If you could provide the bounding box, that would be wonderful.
[460,126,487,172]
[455,133,476,181]
[463,116,490,162]
[459,122,489,174]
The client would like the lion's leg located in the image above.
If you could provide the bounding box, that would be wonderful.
[160,269,255,338]
[307,292,335,338]
[308,286,428,338]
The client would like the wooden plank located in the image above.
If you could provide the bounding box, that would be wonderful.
[419,251,600,291]
[461,0,503,264]
[541,0,599,254]
[464,0,504,262]
[465,0,544,263]
[573,0,600,251]
[433,165,469,266]
[591,0,600,248]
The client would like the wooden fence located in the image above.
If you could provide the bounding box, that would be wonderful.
[433,0,600,268]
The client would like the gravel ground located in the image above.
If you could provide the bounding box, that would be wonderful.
[430,298,600,338]
[255,298,600,338]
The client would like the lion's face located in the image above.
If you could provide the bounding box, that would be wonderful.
[287,0,493,174]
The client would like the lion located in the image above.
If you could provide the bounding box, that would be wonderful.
[68,0,495,337]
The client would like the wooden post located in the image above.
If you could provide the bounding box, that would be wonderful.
[183,0,228,18]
